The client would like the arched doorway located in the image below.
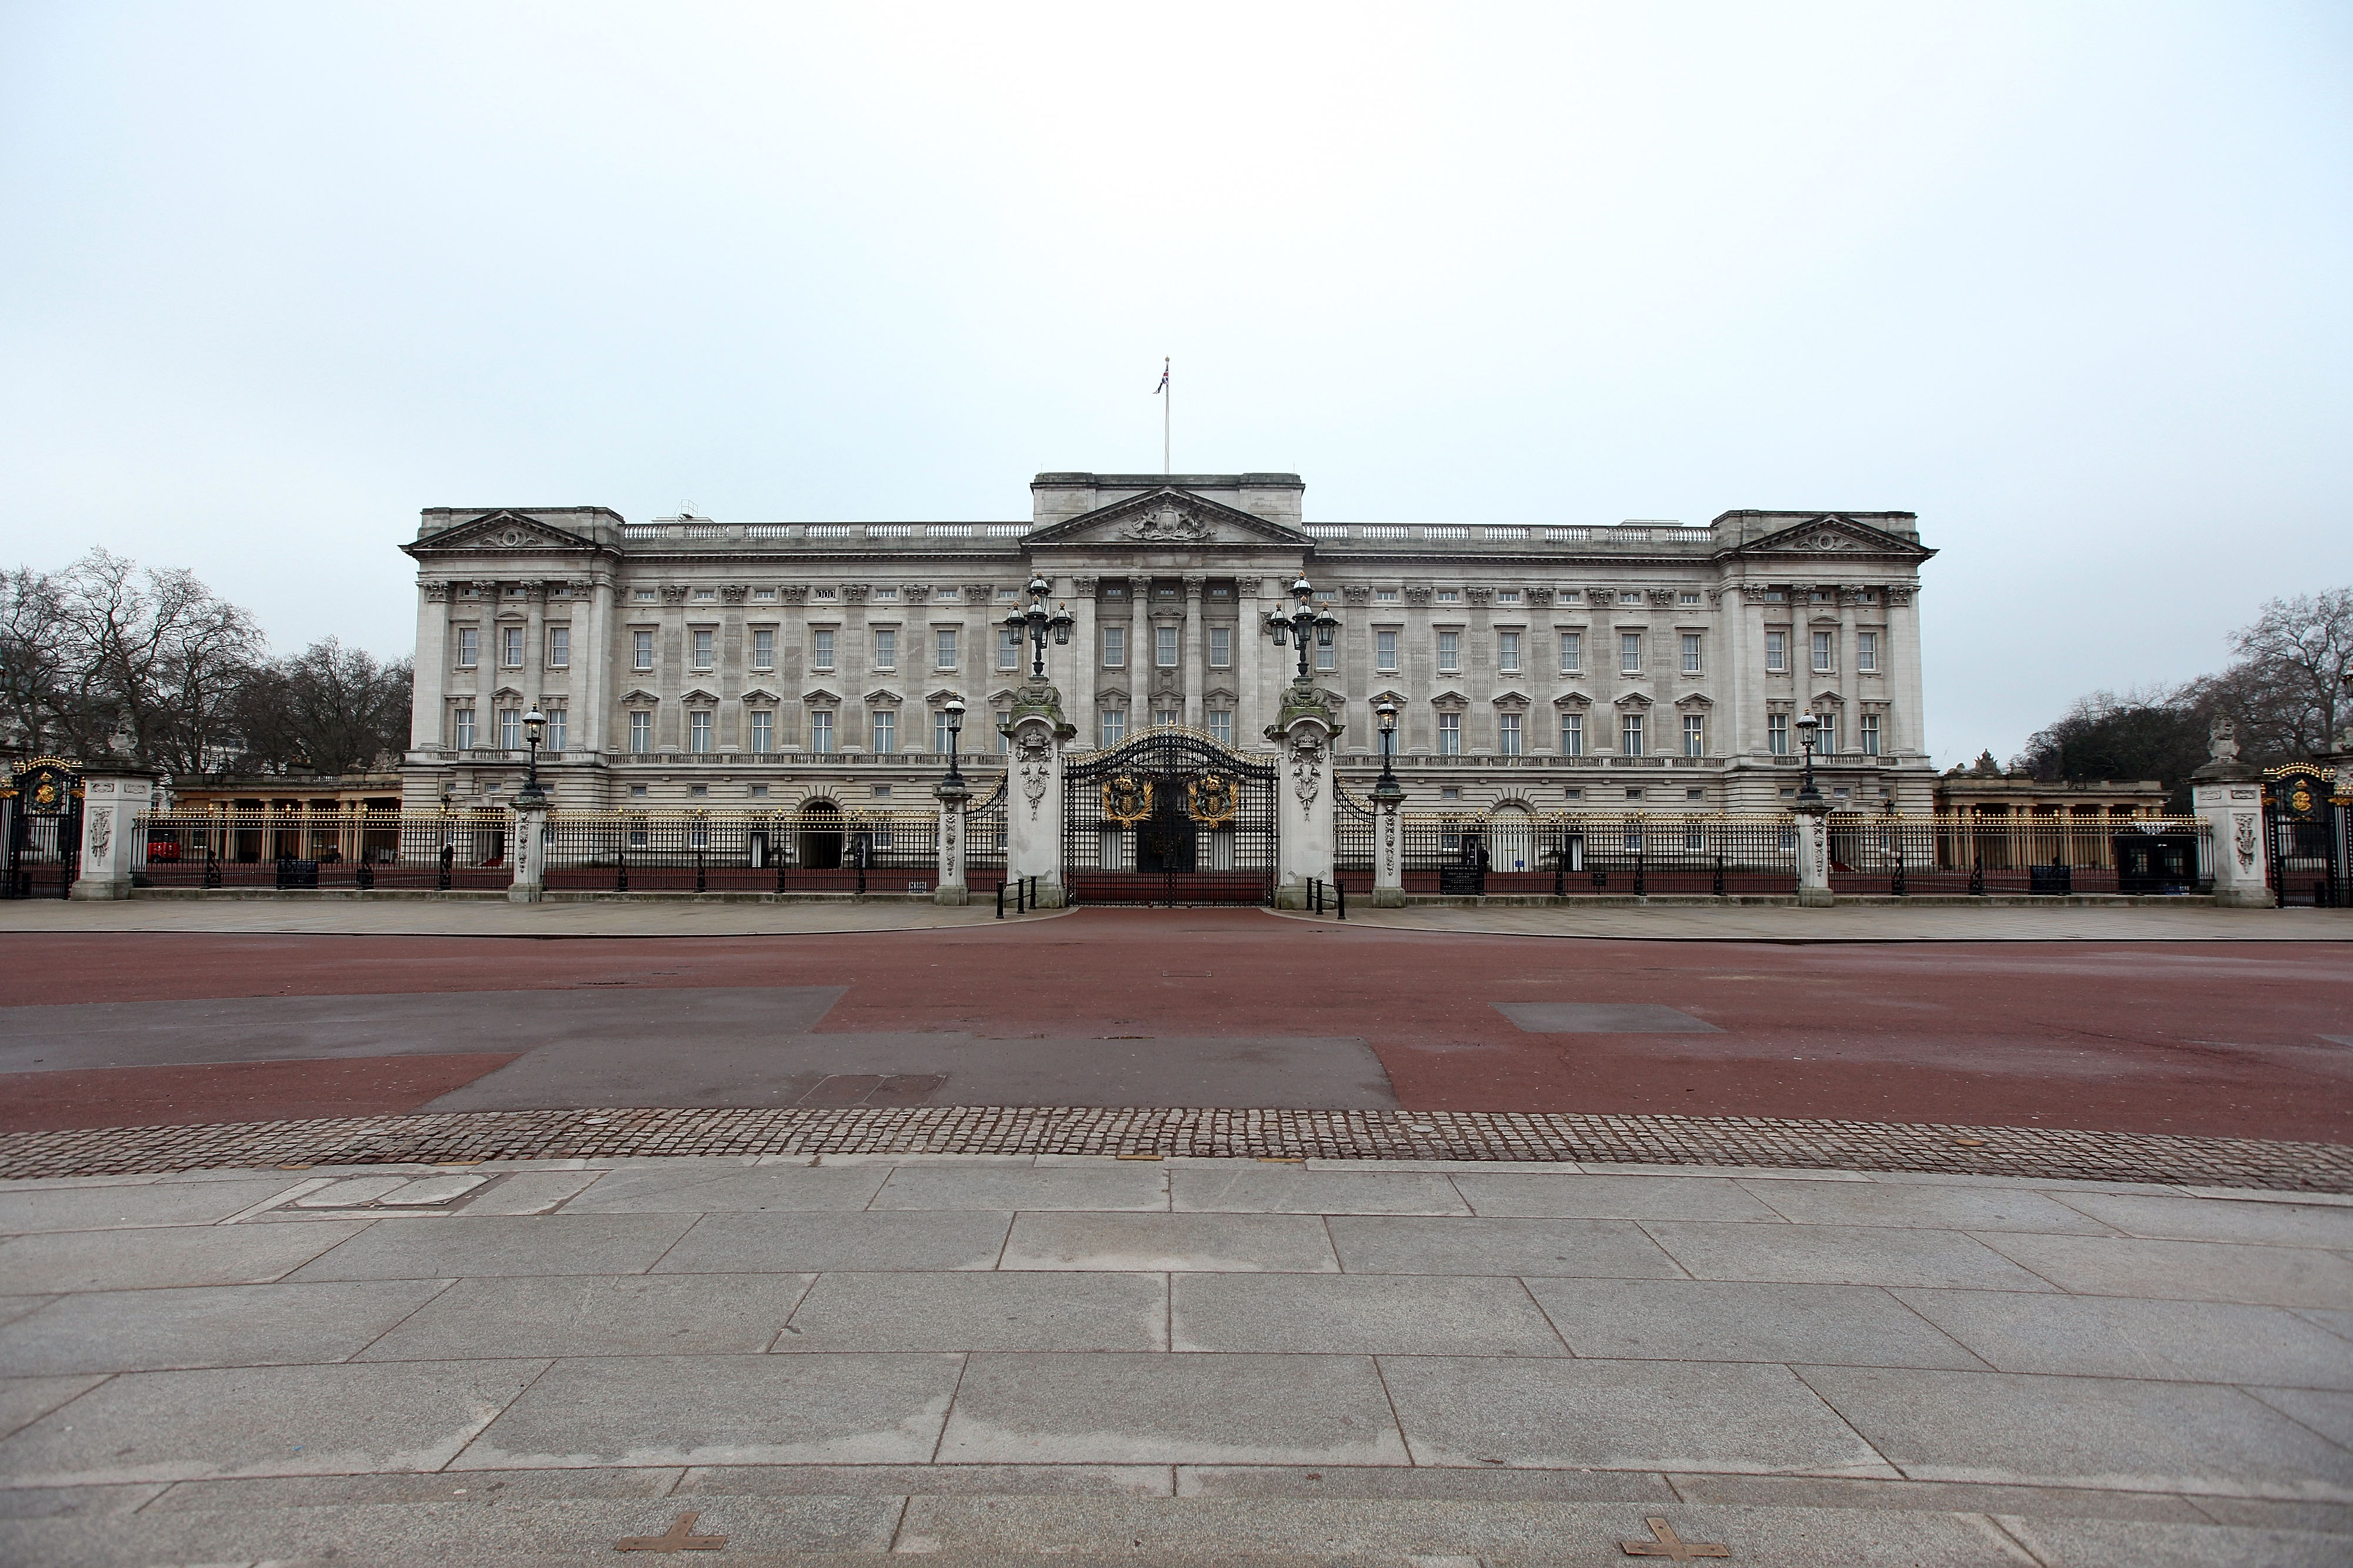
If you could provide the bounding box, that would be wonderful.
[799,799,844,870]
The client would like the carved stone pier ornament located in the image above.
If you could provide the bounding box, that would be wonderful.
[2208,714,2240,763]
[1127,503,1214,543]
[1289,729,1325,807]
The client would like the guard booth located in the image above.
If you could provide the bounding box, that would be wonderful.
[2264,764,2348,907]
[2112,829,2205,895]
[2,759,81,900]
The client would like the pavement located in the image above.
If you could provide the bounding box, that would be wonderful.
[2,1152,2349,1566]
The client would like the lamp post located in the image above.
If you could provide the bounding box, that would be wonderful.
[1002,573,1075,682]
[1264,575,1338,685]
[1374,699,1401,795]
[942,695,966,789]
[515,707,547,809]
[1794,710,1822,804]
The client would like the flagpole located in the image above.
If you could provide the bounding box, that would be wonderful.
[1162,356,1171,475]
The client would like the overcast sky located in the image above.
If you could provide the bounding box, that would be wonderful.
[4,2,2348,766]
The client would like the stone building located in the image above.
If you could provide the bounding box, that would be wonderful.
[399,472,1937,814]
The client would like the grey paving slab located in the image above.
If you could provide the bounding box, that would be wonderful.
[1979,1232,2353,1308]
[872,1164,1170,1212]
[1644,1220,2059,1289]
[936,1352,1408,1465]
[1170,1273,1564,1356]
[284,1213,699,1280]
[776,1271,1166,1352]
[294,1175,412,1207]
[145,1467,684,1506]
[0,1359,547,1485]
[0,1219,369,1293]
[1001,1212,1338,1272]
[0,1482,169,1520]
[676,1462,1176,1497]
[378,1173,489,1207]
[1896,1289,2353,1387]
[2188,1496,2353,1533]
[1451,1173,1781,1220]
[2054,1190,2353,1249]
[0,1177,308,1234]
[1998,1514,2353,1568]
[1665,1472,2211,1522]
[452,1170,601,1215]
[2251,1386,2353,1448]
[1527,1279,1987,1369]
[2294,1307,2353,1342]
[1169,1167,1469,1215]
[356,1273,814,1360]
[557,1165,889,1213]
[454,1352,963,1468]
[1799,1365,2353,1499]
[0,1280,451,1374]
[0,1374,103,1442]
[1174,1464,1678,1501]
[651,1210,1013,1272]
[0,1296,49,1330]
[1378,1355,1891,1475]
[1325,1216,1684,1278]
[1743,1180,2116,1234]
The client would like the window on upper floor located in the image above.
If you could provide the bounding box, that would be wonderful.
[1209,626,1231,668]
[1438,711,1462,755]
[692,629,714,669]
[629,712,652,753]
[1679,591,1701,605]
[1376,630,1398,672]
[750,711,773,753]
[456,627,479,668]
[1620,632,1643,673]
[632,630,654,670]
[936,628,958,669]
[1681,633,1702,675]
[1208,710,1233,745]
[688,710,712,753]
[1436,589,1459,604]
[1375,588,1398,602]
[752,628,775,669]
[501,626,524,667]
[812,629,835,670]
[1769,712,1789,755]
[1498,712,1522,756]
[1559,713,1584,756]
[1621,713,1645,756]
[547,626,569,668]
[453,707,476,748]
[1559,631,1582,674]
[872,709,895,753]
[1497,631,1521,674]
[1861,713,1882,755]
[1765,630,1787,672]
[1102,625,1125,668]
[693,588,715,602]
[1437,630,1460,673]
[1682,713,1704,756]
[1155,625,1178,668]
[1812,630,1837,673]
[874,629,896,669]
[1857,631,1879,672]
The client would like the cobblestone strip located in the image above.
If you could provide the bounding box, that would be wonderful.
[3,1106,2347,1191]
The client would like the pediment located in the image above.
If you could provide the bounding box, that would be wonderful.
[739,687,781,705]
[1490,689,1531,711]
[1095,685,1131,704]
[413,511,598,554]
[620,688,661,706]
[1674,691,1715,709]
[865,688,904,707]
[1811,689,1847,707]
[491,685,526,701]
[1614,691,1655,709]
[1429,689,1469,711]
[1025,487,1311,549]
[925,688,963,706]
[1729,515,1932,561]
[1552,690,1591,710]
[679,687,719,706]
[803,688,842,706]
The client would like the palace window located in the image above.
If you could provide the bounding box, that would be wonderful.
[874,629,896,669]
[872,710,895,753]
[1315,636,1336,672]
[814,586,838,601]
[1375,588,1398,602]
[811,710,835,753]
[750,711,773,753]
[500,626,523,667]
[634,630,654,670]
[1439,786,1460,801]
[1102,625,1125,668]
[1439,712,1462,755]
[934,709,952,753]
[1682,713,1704,756]
[1208,710,1233,746]
[936,629,958,669]
[692,629,714,669]
[499,708,522,749]
[812,629,835,670]
[1101,710,1126,746]
[1769,712,1789,755]
[1679,590,1701,605]
[1765,630,1787,672]
[1817,712,1840,752]
[1497,631,1521,673]
[1812,630,1835,673]
[873,586,898,601]
[632,587,655,602]
[1375,630,1398,672]
[1860,713,1881,755]
[1621,713,1645,756]
[1155,625,1179,668]
[999,628,1021,670]
[545,708,566,751]
[1857,630,1878,672]
[1436,589,1459,604]
[753,587,776,602]
[1559,631,1582,674]
[1620,633,1643,673]
[1560,712,1584,756]
[1498,712,1522,756]
[688,711,712,754]
[547,626,569,668]
[1209,626,1231,668]
[454,706,476,748]
[752,628,775,669]
[456,627,479,668]
[996,585,1018,600]
[1437,630,1460,673]
[1619,590,1642,604]
[1498,589,1521,605]
[1681,633,1702,674]
[1154,708,1178,728]
[629,712,651,753]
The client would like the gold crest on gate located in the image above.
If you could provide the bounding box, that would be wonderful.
[1102,775,1152,825]
[1187,774,1238,828]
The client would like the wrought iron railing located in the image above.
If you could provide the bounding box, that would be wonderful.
[132,812,513,890]
[541,809,941,893]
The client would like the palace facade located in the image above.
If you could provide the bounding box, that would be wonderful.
[399,472,1937,814]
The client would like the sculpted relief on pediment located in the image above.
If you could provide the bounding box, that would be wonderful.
[1124,503,1217,543]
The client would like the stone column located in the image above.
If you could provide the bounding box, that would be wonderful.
[1069,578,1097,732]
[411,582,451,749]
[579,575,611,757]
[2189,719,2268,907]
[1002,678,1076,907]
[1128,577,1150,731]
[507,799,548,903]
[1370,772,1406,908]
[1792,793,1832,907]
[1182,576,1206,729]
[72,769,159,900]
[934,777,970,906]
[1269,682,1339,909]
[1237,578,1264,744]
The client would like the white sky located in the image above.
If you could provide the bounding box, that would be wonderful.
[3,2,2347,766]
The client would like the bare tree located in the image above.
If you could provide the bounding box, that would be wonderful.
[2222,589,2353,758]
[0,568,72,759]
[230,638,414,775]
[46,551,265,772]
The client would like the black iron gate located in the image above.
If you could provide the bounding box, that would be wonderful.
[1064,728,1278,905]
[2264,764,2349,908]
[963,774,1008,893]
[3,759,81,900]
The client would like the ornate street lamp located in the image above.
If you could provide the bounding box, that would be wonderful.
[1002,573,1075,681]
[515,707,548,809]
[1794,710,1822,804]
[1374,699,1401,793]
[942,694,967,789]
[1264,575,1339,685]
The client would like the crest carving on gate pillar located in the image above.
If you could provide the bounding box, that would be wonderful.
[1287,730,1325,807]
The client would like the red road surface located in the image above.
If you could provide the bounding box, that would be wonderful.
[2,913,2347,1141]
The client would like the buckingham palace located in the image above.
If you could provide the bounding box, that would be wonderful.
[398,471,1936,816]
